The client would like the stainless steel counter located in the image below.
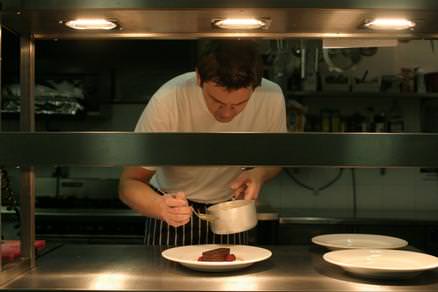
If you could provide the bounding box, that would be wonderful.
[3,244,438,291]
[278,209,438,224]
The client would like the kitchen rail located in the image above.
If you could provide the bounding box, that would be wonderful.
[3,244,438,291]
[2,132,438,167]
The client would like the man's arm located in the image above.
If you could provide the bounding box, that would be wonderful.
[118,166,191,227]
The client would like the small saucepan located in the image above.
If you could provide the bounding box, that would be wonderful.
[193,200,257,235]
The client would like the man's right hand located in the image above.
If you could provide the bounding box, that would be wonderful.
[159,192,192,227]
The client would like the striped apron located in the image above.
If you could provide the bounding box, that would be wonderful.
[144,201,249,246]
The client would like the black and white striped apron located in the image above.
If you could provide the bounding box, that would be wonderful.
[144,201,249,246]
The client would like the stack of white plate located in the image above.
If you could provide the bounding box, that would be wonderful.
[312,233,438,279]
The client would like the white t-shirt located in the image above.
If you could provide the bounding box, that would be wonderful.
[135,72,287,203]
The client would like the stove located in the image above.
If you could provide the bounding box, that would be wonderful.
[34,196,145,243]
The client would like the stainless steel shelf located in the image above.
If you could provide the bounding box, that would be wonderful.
[2,132,438,167]
[287,91,438,99]
[5,0,438,10]
[5,244,438,291]
[4,0,438,39]
[278,209,438,225]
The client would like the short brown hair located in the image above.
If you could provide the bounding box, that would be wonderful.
[196,39,263,90]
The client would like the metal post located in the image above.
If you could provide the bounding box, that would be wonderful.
[0,25,2,131]
[0,170,1,272]
[0,24,3,272]
[20,36,35,131]
[19,35,35,268]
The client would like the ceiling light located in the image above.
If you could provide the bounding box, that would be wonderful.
[212,18,269,30]
[64,19,117,30]
[364,18,415,31]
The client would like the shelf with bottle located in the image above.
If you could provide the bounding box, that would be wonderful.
[286,91,438,100]
[304,100,405,133]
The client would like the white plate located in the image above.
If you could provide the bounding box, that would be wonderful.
[161,244,272,272]
[323,249,438,279]
[312,233,408,250]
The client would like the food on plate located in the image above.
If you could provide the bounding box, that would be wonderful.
[197,247,236,262]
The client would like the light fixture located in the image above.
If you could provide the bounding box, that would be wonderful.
[364,18,415,31]
[212,18,269,30]
[64,19,117,30]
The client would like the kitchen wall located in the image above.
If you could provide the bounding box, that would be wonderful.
[260,168,438,212]
[260,40,438,213]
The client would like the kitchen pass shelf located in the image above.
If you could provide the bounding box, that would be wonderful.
[278,208,438,225]
[287,91,438,99]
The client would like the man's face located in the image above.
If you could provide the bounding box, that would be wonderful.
[200,80,253,123]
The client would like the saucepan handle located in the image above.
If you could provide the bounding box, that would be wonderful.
[192,208,216,222]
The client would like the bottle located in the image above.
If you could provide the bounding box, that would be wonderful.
[388,100,405,132]
[331,110,341,132]
[320,109,331,132]
[365,107,375,132]
[348,112,365,132]
[374,111,387,132]
[340,117,346,132]
[287,100,306,132]
[416,67,426,94]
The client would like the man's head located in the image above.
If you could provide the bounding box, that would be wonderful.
[196,39,263,122]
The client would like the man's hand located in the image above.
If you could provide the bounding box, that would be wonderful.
[229,169,263,200]
[229,167,283,200]
[159,192,192,227]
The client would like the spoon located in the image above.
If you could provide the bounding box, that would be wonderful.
[192,208,216,222]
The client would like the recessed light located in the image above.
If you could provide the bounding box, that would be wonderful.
[64,19,118,30]
[364,18,415,30]
[212,18,269,30]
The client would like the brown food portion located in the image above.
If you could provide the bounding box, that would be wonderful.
[198,248,236,262]
[202,248,230,257]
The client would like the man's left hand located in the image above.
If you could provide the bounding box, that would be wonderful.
[229,168,263,200]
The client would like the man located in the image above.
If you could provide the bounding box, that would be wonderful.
[119,39,287,246]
